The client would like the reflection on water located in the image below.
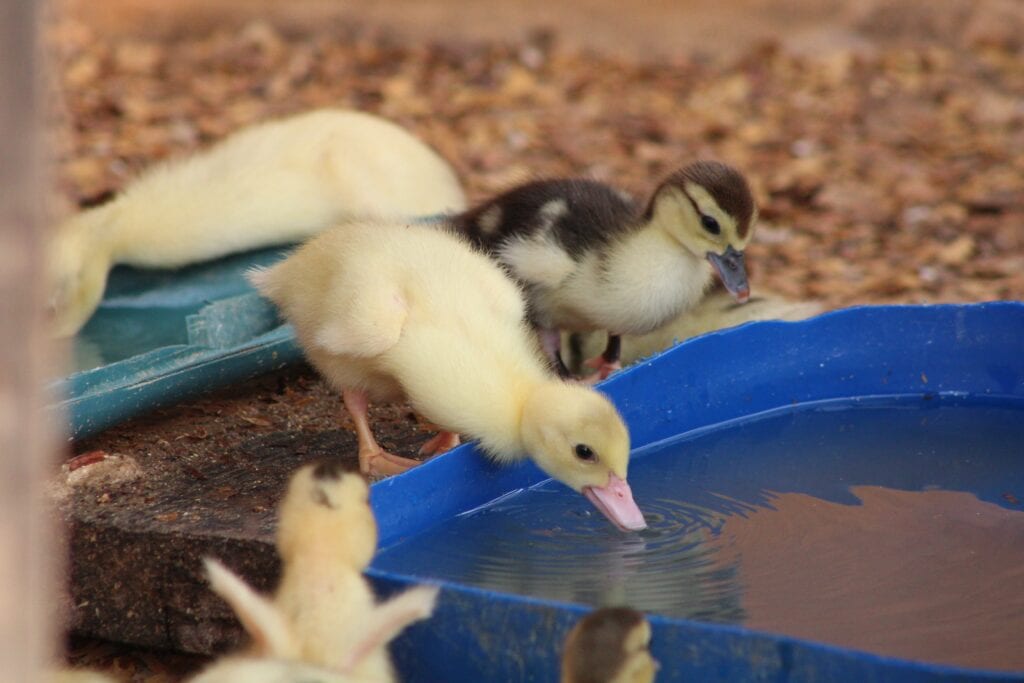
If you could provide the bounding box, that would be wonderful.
[373,402,1024,670]
[715,486,1024,671]
[409,489,748,624]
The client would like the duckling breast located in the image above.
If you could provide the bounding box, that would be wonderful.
[559,239,714,336]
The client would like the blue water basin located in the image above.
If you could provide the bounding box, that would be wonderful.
[367,302,1024,683]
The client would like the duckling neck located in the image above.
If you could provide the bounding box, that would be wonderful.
[465,373,550,464]
[391,329,550,464]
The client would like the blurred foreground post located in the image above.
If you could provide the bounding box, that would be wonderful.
[0,0,60,680]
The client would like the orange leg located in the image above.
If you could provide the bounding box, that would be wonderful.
[582,333,622,384]
[582,356,622,384]
[343,390,421,477]
[418,430,461,456]
[538,327,572,377]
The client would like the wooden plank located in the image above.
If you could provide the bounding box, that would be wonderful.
[61,367,427,654]
[0,0,60,679]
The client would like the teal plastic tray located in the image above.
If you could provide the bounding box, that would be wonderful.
[53,247,299,439]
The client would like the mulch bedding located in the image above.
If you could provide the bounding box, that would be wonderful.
[50,6,1022,681]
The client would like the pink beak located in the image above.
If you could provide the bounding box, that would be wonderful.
[584,473,647,532]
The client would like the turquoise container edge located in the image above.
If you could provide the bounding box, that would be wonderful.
[54,324,303,439]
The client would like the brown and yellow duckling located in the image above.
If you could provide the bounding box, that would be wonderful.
[452,161,757,380]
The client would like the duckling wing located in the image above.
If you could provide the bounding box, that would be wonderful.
[313,283,408,358]
[459,179,638,292]
[339,585,440,674]
[249,252,408,360]
[203,558,298,660]
[496,231,578,290]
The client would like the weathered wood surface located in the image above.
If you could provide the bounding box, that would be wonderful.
[59,368,428,654]
[0,0,60,679]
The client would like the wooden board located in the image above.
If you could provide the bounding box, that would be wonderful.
[58,366,429,654]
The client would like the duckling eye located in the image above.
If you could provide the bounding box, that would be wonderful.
[700,214,721,235]
[574,444,598,463]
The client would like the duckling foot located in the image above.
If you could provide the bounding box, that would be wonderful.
[343,389,422,477]
[361,449,422,477]
[418,431,461,456]
[582,356,622,384]
[538,327,573,378]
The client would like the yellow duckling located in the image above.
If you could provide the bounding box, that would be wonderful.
[250,219,646,531]
[49,109,466,337]
[567,288,825,373]
[203,459,439,682]
[561,607,658,683]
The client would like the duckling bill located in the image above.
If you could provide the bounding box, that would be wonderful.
[452,160,756,379]
[250,219,647,532]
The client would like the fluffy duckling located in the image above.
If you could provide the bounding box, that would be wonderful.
[561,608,657,683]
[49,108,466,337]
[250,219,646,531]
[567,288,825,373]
[453,161,756,379]
[203,459,439,682]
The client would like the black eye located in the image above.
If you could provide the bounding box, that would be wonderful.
[701,214,721,235]
[574,444,598,462]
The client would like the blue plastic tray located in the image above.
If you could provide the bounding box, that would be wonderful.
[365,302,1024,683]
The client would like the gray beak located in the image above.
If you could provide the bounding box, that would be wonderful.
[707,246,750,303]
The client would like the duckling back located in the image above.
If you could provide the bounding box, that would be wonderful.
[110,109,466,268]
[253,218,547,426]
[49,109,465,336]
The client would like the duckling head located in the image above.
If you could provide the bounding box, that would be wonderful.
[561,607,657,683]
[276,458,377,570]
[47,213,115,338]
[646,160,757,303]
[520,382,645,532]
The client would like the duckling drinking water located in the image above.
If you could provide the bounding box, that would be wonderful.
[202,459,439,682]
[453,161,756,379]
[250,219,646,532]
[48,108,466,337]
